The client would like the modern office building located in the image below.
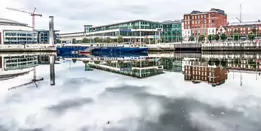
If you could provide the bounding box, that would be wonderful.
[0,18,38,44]
[184,64,228,86]
[58,32,85,44]
[161,20,182,43]
[183,8,228,41]
[84,20,162,44]
[37,30,59,44]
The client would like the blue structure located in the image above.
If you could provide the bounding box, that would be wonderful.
[57,45,148,55]
[57,46,89,56]
[57,45,149,58]
[92,47,148,54]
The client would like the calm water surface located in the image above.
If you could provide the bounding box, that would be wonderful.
[0,52,261,131]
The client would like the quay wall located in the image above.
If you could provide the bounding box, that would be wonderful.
[2,41,260,52]
[202,41,261,51]
[0,44,56,52]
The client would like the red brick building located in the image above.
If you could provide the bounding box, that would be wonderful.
[183,8,227,40]
[184,65,228,86]
[226,21,261,39]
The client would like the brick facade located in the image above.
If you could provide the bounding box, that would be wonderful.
[226,22,261,37]
[184,65,228,86]
[183,8,227,38]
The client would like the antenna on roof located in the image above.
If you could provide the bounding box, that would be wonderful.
[240,4,242,23]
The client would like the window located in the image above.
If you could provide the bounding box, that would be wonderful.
[192,21,194,24]
[201,15,203,18]
[202,30,205,34]
[204,15,206,18]
[198,20,200,24]
[212,20,214,23]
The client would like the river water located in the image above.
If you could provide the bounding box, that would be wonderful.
[0,52,261,131]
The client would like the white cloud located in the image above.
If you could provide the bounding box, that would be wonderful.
[1,0,261,33]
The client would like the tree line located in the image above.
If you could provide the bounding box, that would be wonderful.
[189,29,258,42]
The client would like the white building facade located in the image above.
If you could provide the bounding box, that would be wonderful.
[58,32,85,44]
[0,18,38,45]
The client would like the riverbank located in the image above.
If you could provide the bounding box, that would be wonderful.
[0,44,56,52]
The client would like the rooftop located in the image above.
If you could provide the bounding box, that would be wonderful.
[185,8,226,15]
[161,20,182,24]
[0,18,28,26]
[90,19,160,29]
[228,20,261,26]
[58,32,85,35]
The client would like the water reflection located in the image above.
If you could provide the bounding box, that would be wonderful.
[183,58,228,87]
[85,58,164,78]
[0,53,57,89]
[0,54,37,81]
[1,52,261,131]
[1,52,260,87]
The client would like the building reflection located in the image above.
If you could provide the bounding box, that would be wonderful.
[0,53,57,89]
[182,58,228,87]
[0,54,37,81]
[202,52,261,72]
[84,57,164,78]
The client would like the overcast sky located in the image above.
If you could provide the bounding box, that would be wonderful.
[0,0,260,33]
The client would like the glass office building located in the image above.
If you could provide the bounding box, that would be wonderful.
[0,18,38,44]
[38,30,49,44]
[84,19,184,43]
[85,20,162,43]
[3,30,38,44]
[37,30,59,44]
[161,20,182,43]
